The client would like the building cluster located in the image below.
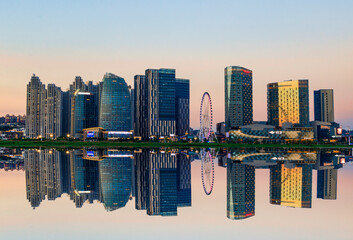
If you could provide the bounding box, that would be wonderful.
[25,69,190,140]
[221,66,342,142]
[24,148,191,216]
[0,114,25,126]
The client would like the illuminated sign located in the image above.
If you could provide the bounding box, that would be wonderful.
[336,128,343,135]
[340,157,346,164]
[86,151,95,157]
[243,70,251,74]
[87,131,95,138]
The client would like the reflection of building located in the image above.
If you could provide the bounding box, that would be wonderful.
[99,153,132,211]
[227,160,255,220]
[270,163,312,208]
[99,73,131,131]
[314,89,334,123]
[70,150,100,207]
[134,150,149,210]
[268,80,309,127]
[24,150,45,208]
[317,169,337,200]
[177,153,191,207]
[224,66,253,131]
[24,149,62,208]
[147,152,178,216]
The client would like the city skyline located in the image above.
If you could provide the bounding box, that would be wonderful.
[1,1,353,128]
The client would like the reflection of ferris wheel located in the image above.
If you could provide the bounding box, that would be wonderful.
[200,149,215,195]
[199,92,213,142]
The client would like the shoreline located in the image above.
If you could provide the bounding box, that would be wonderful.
[0,140,351,149]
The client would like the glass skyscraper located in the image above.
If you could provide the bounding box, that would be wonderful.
[71,91,98,139]
[99,73,131,131]
[134,69,190,139]
[267,80,309,127]
[314,89,334,122]
[224,66,253,132]
[175,78,190,136]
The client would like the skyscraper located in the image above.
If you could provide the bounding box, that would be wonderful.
[26,74,45,138]
[134,69,190,139]
[71,91,98,139]
[175,78,190,136]
[227,160,255,220]
[224,66,253,131]
[43,84,62,138]
[267,80,309,127]
[99,73,131,131]
[270,163,312,208]
[314,89,334,122]
[134,75,147,139]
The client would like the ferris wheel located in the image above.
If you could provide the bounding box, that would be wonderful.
[199,92,213,142]
[201,149,215,195]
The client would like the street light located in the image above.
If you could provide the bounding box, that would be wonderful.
[50,133,54,139]
[67,134,70,141]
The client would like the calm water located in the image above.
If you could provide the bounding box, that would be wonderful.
[1,147,353,240]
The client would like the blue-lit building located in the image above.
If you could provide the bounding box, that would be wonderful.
[99,73,131,131]
[71,91,98,139]
[227,160,255,220]
[99,152,132,211]
[224,66,253,131]
[175,79,190,136]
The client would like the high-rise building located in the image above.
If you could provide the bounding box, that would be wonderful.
[227,160,255,220]
[26,74,45,138]
[146,68,176,137]
[270,163,312,208]
[134,69,189,139]
[61,91,71,137]
[99,73,131,131]
[175,78,190,136]
[71,91,98,139]
[314,89,334,122]
[224,66,253,131]
[317,169,337,200]
[134,75,147,139]
[267,80,309,127]
[43,84,62,138]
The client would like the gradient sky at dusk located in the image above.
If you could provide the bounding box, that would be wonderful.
[1,0,353,128]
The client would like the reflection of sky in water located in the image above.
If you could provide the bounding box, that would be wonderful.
[0,148,353,240]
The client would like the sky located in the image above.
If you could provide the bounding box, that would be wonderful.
[1,0,353,128]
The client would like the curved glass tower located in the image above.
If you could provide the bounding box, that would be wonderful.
[99,73,131,131]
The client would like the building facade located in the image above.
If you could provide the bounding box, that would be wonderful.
[43,84,62,138]
[224,66,253,131]
[134,69,189,139]
[26,74,45,138]
[71,91,98,139]
[175,78,190,136]
[314,89,334,122]
[99,73,131,131]
[268,79,309,127]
